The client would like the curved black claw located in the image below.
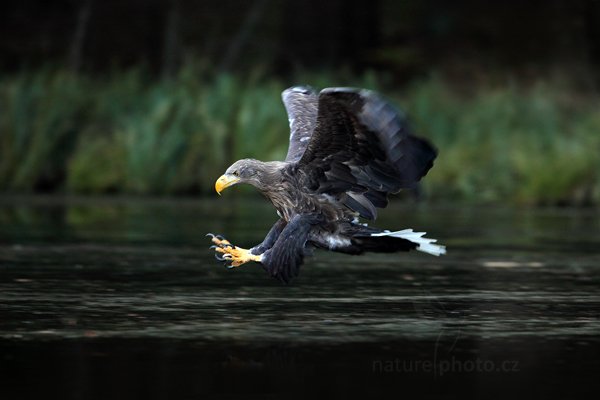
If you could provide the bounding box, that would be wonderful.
[216,234,225,241]
[215,253,226,261]
[222,243,234,249]
[206,233,215,239]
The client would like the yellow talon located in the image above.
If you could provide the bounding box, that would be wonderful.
[215,245,262,267]
[211,236,231,247]
[208,234,262,267]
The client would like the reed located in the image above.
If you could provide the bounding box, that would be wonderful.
[1,67,597,205]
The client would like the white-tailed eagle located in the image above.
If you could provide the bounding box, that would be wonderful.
[208,86,445,283]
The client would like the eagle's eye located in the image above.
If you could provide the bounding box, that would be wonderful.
[232,170,239,177]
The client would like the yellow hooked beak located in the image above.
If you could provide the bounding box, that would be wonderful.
[215,174,240,195]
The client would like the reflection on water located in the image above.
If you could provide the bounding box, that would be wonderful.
[1,196,599,397]
[1,196,599,342]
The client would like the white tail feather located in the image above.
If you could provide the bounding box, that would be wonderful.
[371,229,446,256]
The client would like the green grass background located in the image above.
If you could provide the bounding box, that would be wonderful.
[1,66,598,205]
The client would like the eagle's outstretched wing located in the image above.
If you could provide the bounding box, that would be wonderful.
[295,87,437,220]
[281,86,318,162]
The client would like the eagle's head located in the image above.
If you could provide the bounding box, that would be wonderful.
[215,159,278,194]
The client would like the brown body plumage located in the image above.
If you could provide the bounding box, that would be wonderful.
[210,86,445,283]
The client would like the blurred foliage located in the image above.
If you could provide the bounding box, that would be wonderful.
[402,77,600,205]
[0,66,598,205]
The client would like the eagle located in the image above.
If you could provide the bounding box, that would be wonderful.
[208,86,445,283]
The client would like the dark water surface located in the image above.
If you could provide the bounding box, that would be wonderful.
[1,196,599,398]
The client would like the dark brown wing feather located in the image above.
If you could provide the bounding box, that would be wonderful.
[281,86,319,162]
[295,87,437,220]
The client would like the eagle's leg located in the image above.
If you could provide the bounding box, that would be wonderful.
[215,245,262,268]
[207,218,287,268]
[260,214,322,283]
[207,234,261,268]
[249,219,287,255]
